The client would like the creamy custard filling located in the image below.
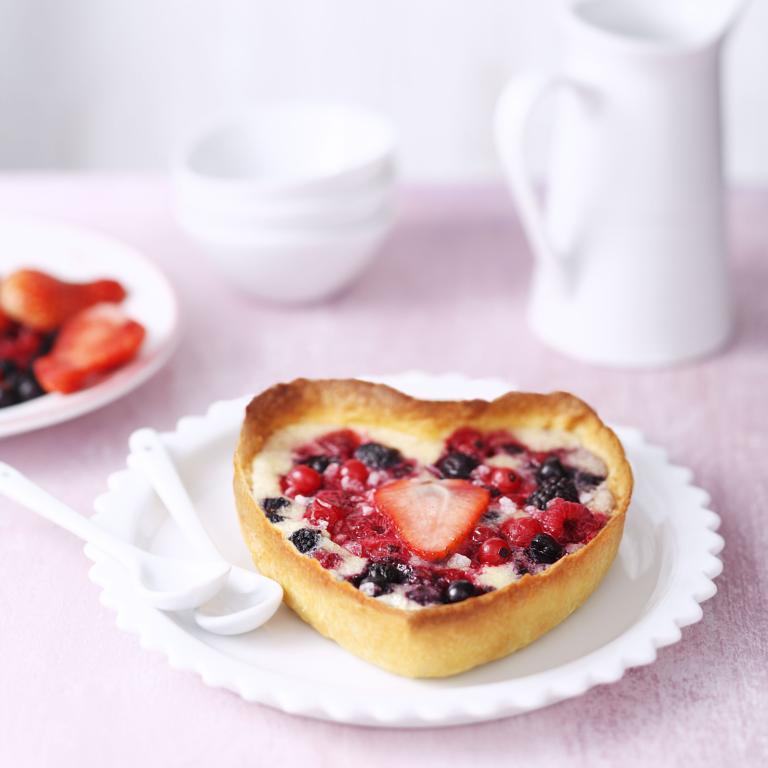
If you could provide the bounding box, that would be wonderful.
[250,423,615,610]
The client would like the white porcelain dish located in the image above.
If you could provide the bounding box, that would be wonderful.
[86,372,723,727]
[183,216,392,303]
[0,219,180,439]
[172,101,397,304]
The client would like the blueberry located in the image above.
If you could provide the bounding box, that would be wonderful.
[13,373,45,402]
[367,561,411,586]
[536,456,568,483]
[435,451,478,479]
[526,475,579,509]
[261,496,289,523]
[289,528,320,554]
[298,455,332,473]
[406,583,443,606]
[445,580,476,603]
[354,442,401,469]
[528,533,564,564]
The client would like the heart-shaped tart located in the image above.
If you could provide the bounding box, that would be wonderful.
[234,379,633,678]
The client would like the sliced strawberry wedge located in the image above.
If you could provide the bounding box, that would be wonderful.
[374,478,490,562]
[0,269,126,331]
[33,305,145,394]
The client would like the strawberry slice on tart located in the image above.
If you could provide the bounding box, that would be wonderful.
[374,478,490,561]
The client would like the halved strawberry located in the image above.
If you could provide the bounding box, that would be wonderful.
[374,478,490,561]
[33,305,145,394]
[0,269,126,331]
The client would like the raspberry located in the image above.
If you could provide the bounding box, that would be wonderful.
[501,517,542,547]
[313,550,342,570]
[306,492,346,532]
[539,499,598,544]
[316,429,361,459]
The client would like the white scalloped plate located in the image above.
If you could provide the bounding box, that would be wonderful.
[86,373,723,727]
[0,219,180,438]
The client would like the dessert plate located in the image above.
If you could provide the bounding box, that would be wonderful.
[0,219,180,438]
[86,373,723,727]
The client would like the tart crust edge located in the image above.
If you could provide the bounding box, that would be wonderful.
[233,378,633,678]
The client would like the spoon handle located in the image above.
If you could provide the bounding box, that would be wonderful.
[128,428,221,560]
[0,461,139,569]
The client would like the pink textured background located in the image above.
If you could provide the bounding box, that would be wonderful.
[0,177,765,767]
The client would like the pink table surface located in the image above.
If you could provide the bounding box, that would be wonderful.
[0,176,766,767]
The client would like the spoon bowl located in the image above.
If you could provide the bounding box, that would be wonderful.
[193,568,284,635]
[131,554,231,612]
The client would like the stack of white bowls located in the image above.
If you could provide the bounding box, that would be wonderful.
[172,102,397,303]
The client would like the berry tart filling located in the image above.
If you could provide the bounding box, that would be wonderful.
[250,424,615,610]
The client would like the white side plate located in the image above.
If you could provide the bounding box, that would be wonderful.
[0,219,180,437]
[87,372,723,727]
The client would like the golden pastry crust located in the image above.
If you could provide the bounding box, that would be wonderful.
[233,378,633,678]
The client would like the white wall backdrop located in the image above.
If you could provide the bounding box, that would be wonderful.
[0,0,766,182]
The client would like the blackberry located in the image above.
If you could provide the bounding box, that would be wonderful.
[366,561,411,587]
[406,583,443,606]
[536,455,568,483]
[354,442,401,469]
[289,528,320,554]
[435,451,478,479]
[526,475,579,509]
[502,442,524,455]
[576,471,606,490]
[528,533,563,564]
[298,455,332,473]
[261,497,290,523]
[445,580,476,603]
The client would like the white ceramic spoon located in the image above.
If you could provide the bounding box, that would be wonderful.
[127,428,283,635]
[0,462,230,611]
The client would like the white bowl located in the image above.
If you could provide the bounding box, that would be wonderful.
[174,102,396,200]
[180,213,393,304]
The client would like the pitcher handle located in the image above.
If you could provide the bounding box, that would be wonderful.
[494,72,583,274]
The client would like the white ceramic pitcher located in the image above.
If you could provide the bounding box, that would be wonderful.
[495,0,746,367]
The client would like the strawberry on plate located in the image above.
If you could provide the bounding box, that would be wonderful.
[0,269,126,332]
[374,478,490,561]
[33,305,145,394]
